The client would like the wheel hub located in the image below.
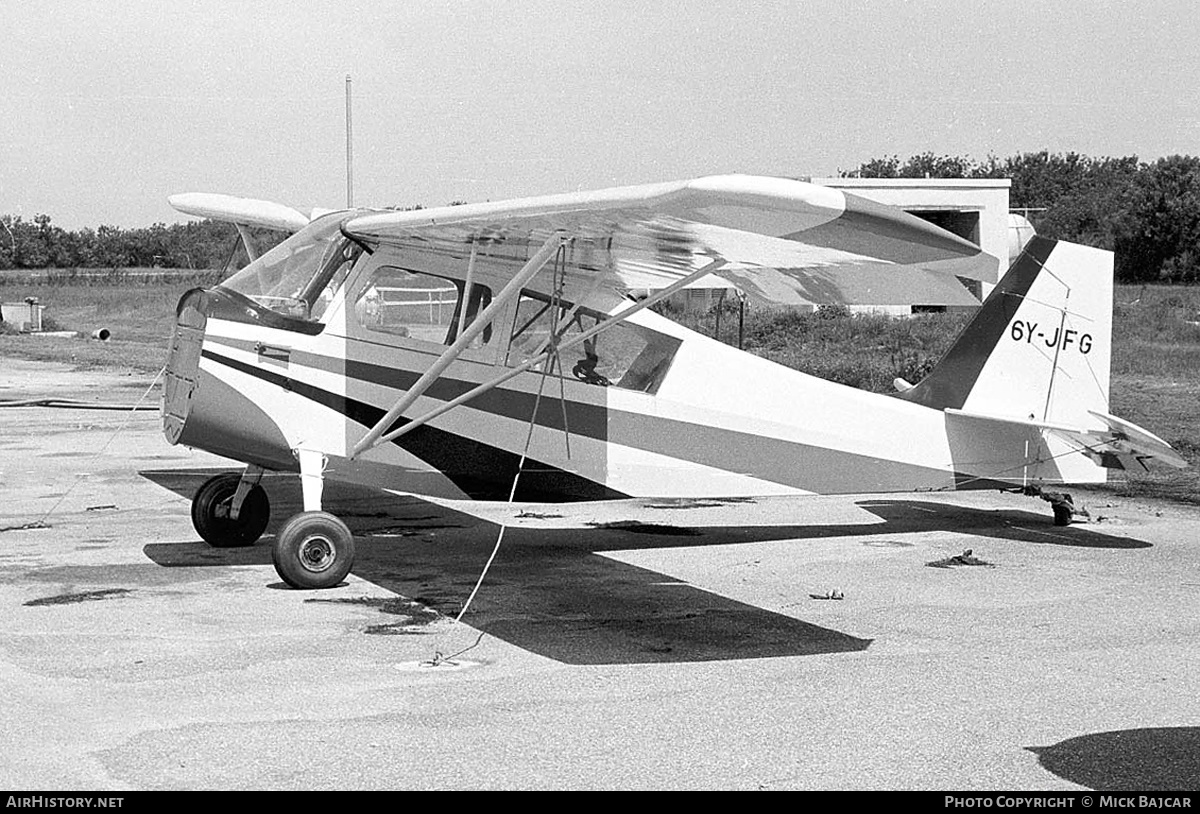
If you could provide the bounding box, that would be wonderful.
[299,535,335,572]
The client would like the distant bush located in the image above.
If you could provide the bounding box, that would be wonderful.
[671,306,971,394]
[3,267,227,287]
[665,285,1200,396]
[815,303,851,320]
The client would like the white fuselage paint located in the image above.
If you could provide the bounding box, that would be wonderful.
[190,288,1101,501]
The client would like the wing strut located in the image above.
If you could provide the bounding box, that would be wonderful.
[355,257,727,454]
[350,231,568,459]
[455,238,480,341]
[234,224,261,262]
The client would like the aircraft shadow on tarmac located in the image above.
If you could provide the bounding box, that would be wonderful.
[140,468,1152,666]
[1028,727,1200,790]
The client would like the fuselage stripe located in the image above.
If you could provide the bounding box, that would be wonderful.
[201,343,978,496]
[200,347,626,501]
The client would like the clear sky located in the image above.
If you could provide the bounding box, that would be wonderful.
[2,0,1197,228]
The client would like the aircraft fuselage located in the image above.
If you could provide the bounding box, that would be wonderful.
[163,234,1101,502]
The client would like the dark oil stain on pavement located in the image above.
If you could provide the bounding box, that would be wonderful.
[926,549,995,568]
[25,588,132,606]
[305,595,441,635]
[585,521,700,536]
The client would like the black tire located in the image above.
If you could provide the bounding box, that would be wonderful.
[191,472,270,548]
[272,511,355,590]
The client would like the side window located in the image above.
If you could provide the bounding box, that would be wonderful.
[354,266,493,347]
[508,294,558,364]
[506,293,681,393]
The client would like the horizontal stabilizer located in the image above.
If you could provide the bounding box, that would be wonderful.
[168,193,313,233]
[946,408,1188,472]
[1081,410,1189,470]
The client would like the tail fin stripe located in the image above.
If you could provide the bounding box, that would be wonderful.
[902,237,1056,410]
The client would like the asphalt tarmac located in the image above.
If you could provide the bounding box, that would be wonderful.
[2,360,1198,790]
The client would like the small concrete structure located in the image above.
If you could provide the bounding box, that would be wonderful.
[0,298,44,332]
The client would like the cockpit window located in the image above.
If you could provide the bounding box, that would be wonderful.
[507,292,681,393]
[354,265,494,347]
[218,213,360,322]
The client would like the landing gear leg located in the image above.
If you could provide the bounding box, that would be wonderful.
[272,449,355,589]
[191,466,270,547]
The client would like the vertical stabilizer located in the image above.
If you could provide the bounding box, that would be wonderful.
[901,237,1113,427]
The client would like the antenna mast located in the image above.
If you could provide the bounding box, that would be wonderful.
[345,75,354,208]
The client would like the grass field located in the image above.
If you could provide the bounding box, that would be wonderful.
[2,272,1197,505]
[0,269,220,373]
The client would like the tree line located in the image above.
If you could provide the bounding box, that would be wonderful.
[0,215,240,272]
[844,151,1200,283]
[3,151,1199,283]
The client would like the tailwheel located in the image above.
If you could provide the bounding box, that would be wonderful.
[1052,503,1073,526]
[1017,486,1079,527]
[191,472,270,548]
[272,511,355,589]
[1042,490,1076,526]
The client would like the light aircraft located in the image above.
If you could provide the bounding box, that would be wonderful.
[162,175,1186,590]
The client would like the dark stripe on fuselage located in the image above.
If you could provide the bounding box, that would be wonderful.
[204,343,980,496]
[206,338,612,440]
[200,348,626,501]
[284,341,957,492]
[898,237,1056,411]
[339,353,611,440]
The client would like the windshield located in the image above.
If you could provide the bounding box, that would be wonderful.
[218,212,361,321]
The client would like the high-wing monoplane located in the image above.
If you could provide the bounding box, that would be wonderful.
[162,175,1186,589]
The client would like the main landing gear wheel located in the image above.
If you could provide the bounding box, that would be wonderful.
[191,472,270,548]
[272,511,355,590]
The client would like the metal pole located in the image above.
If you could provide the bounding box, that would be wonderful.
[738,292,745,350]
[0,217,16,266]
[456,239,479,340]
[345,75,354,208]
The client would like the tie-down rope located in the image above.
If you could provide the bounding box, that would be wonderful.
[426,244,575,665]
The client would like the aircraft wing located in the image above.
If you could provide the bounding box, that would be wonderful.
[946,408,1189,472]
[168,192,317,233]
[342,175,996,306]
